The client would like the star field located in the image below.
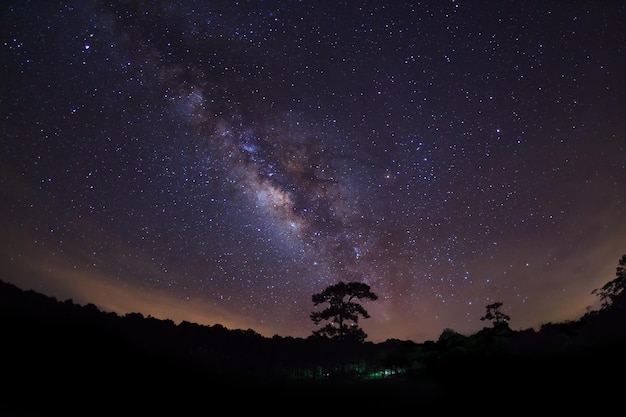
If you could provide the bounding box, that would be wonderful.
[1,0,625,342]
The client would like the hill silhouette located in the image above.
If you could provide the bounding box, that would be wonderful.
[1,277,625,414]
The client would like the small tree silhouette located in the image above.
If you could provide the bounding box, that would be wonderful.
[310,281,378,342]
[592,253,626,310]
[480,302,511,328]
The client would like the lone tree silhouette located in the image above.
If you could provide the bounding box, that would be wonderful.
[480,301,511,328]
[592,253,626,310]
[310,281,378,342]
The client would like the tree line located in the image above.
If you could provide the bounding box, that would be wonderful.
[1,254,626,414]
[310,253,626,343]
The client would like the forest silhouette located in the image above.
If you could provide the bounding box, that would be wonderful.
[2,254,626,414]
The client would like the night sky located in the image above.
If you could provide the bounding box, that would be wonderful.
[1,1,625,343]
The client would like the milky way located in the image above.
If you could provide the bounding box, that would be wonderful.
[1,1,625,342]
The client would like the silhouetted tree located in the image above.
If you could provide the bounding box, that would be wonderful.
[310,281,378,343]
[480,302,510,327]
[592,253,626,310]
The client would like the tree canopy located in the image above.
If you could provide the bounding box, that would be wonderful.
[310,281,378,342]
[592,253,626,310]
[480,301,511,327]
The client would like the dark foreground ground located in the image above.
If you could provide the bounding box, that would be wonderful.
[2,342,623,416]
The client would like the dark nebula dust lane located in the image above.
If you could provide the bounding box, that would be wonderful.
[1,1,625,342]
